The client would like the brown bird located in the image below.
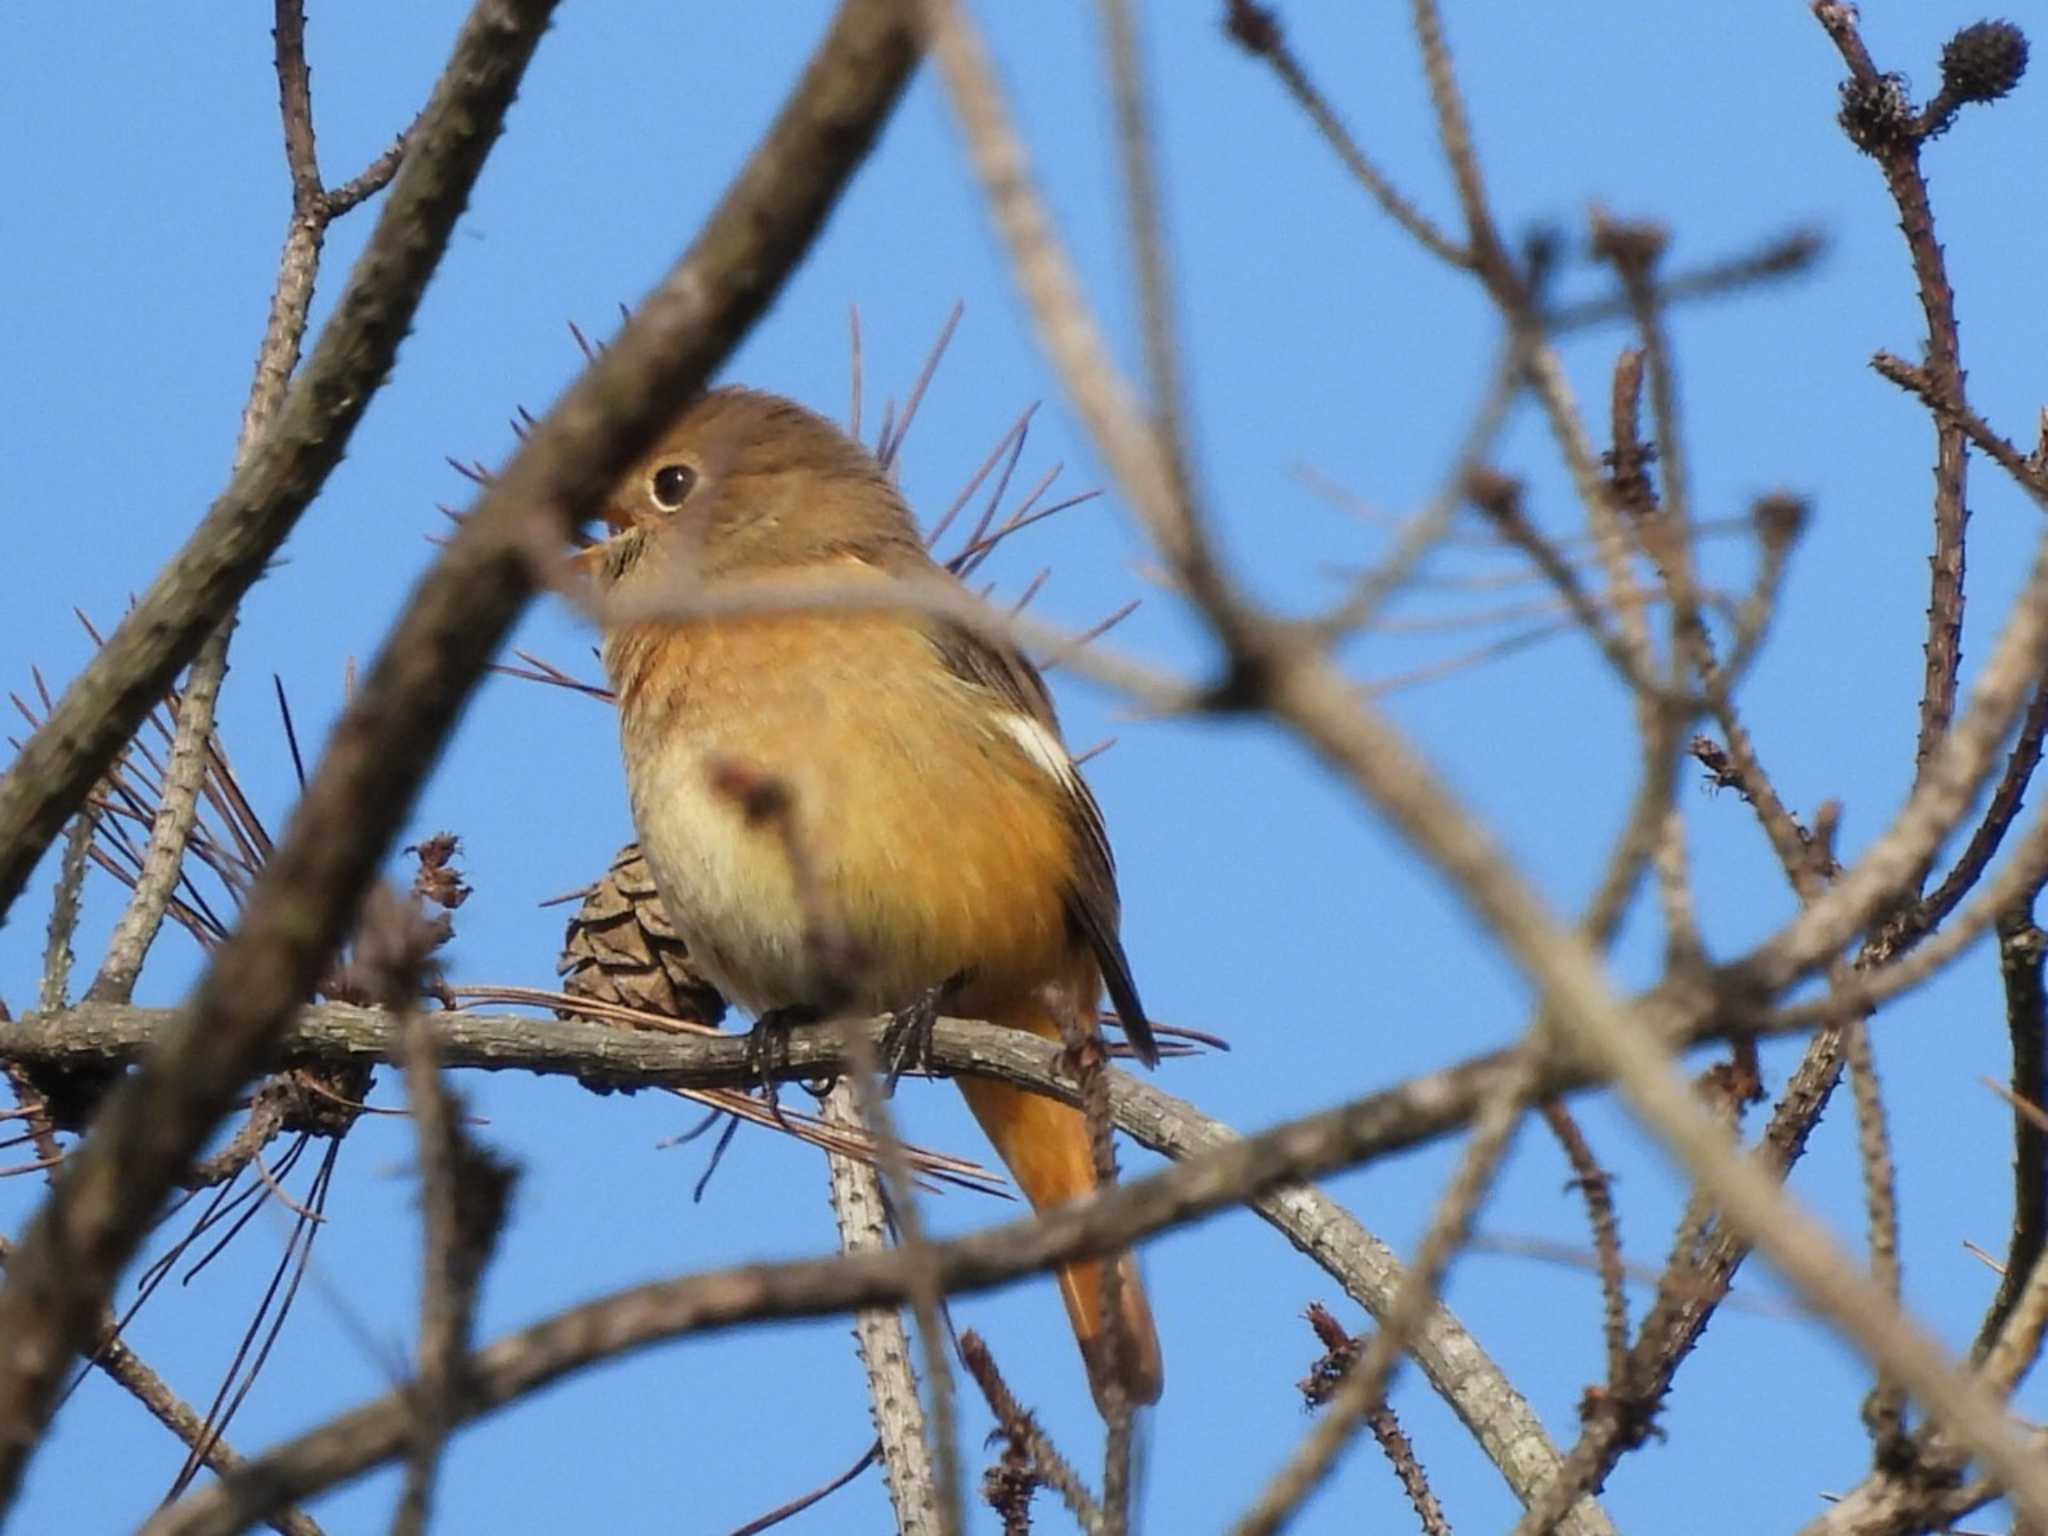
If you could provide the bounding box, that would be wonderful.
[585,386,1163,1412]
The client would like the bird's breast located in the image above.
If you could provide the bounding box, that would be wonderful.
[607,613,1077,1015]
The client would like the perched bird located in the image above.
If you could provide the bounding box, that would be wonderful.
[586,386,1163,1412]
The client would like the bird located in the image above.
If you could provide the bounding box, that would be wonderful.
[583,385,1163,1413]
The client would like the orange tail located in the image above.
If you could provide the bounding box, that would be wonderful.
[955,999,1162,1414]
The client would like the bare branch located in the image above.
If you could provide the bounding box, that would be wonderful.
[960,1332,1105,1534]
[921,0,1250,646]
[1232,1047,1534,1535]
[1841,1018,1909,1460]
[1975,914,2048,1366]
[392,1007,514,1535]
[1540,1102,1628,1390]
[1544,227,1826,332]
[87,1334,325,1536]
[1813,1,1975,783]
[1407,0,1514,286]
[29,999,1616,1533]
[1259,649,2048,1525]
[88,630,229,1004]
[1872,350,2048,509]
[1221,0,1470,267]
[729,1441,884,1536]
[821,1085,941,1536]
[36,814,93,1015]
[1295,1306,1453,1536]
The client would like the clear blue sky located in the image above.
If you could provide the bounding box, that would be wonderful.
[4,3,2046,1531]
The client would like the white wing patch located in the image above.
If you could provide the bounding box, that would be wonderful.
[999,712,1079,788]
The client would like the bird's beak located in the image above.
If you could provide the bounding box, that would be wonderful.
[598,500,637,534]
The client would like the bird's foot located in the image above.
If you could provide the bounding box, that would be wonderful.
[747,1004,820,1125]
[881,977,959,1094]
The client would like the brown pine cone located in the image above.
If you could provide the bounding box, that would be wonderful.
[557,843,727,1028]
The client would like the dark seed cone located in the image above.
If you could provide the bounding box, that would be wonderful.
[558,843,727,1028]
[1941,20,2029,104]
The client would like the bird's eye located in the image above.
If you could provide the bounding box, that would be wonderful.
[650,463,697,510]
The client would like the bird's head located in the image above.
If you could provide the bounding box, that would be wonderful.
[583,387,924,604]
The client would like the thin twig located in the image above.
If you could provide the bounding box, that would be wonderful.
[921,0,1247,645]
[1841,1018,1909,1460]
[959,1332,1106,1535]
[162,1138,341,1506]
[1871,351,2048,509]
[394,964,514,1536]
[1099,0,1196,543]
[1974,914,2048,1365]
[0,1235,323,1536]
[1765,809,2048,1040]
[1317,345,1526,639]
[1221,0,1469,267]
[36,814,94,1015]
[1814,2,1973,784]
[1745,528,2048,988]
[1544,227,1826,333]
[93,1331,327,1536]
[1050,961,1135,1529]
[1463,472,1665,706]
[1408,0,1513,285]
[1231,1045,1534,1535]
[833,1015,966,1534]
[1539,1102,1628,1389]
[1907,672,2048,946]
[728,1440,883,1536]
[89,627,230,1003]
[1297,1306,1452,1536]
[1718,494,1806,690]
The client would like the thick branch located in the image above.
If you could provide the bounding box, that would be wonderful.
[28,1000,1609,1531]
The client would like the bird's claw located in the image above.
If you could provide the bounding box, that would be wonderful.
[747,1005,819,1127]
[881,981,951,1094]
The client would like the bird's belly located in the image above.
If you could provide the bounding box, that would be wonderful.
[620,642,1073,1015]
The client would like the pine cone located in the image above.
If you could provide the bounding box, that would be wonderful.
[557,843,727,1027]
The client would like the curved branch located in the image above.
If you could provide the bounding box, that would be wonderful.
[32,1000,1623,1533]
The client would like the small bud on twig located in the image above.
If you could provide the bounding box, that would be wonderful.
[1751,493,1809,553]
[1221,0,1282,56]
[1941,20,2029,105]
[1837,71,1916,153]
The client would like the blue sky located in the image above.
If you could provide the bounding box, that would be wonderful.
[4,3,2046,1531]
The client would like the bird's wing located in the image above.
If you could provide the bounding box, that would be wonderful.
[926,620,1159,1067]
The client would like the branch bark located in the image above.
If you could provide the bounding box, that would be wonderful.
[821,1084,941,1536]
[25,999,1629,1531]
